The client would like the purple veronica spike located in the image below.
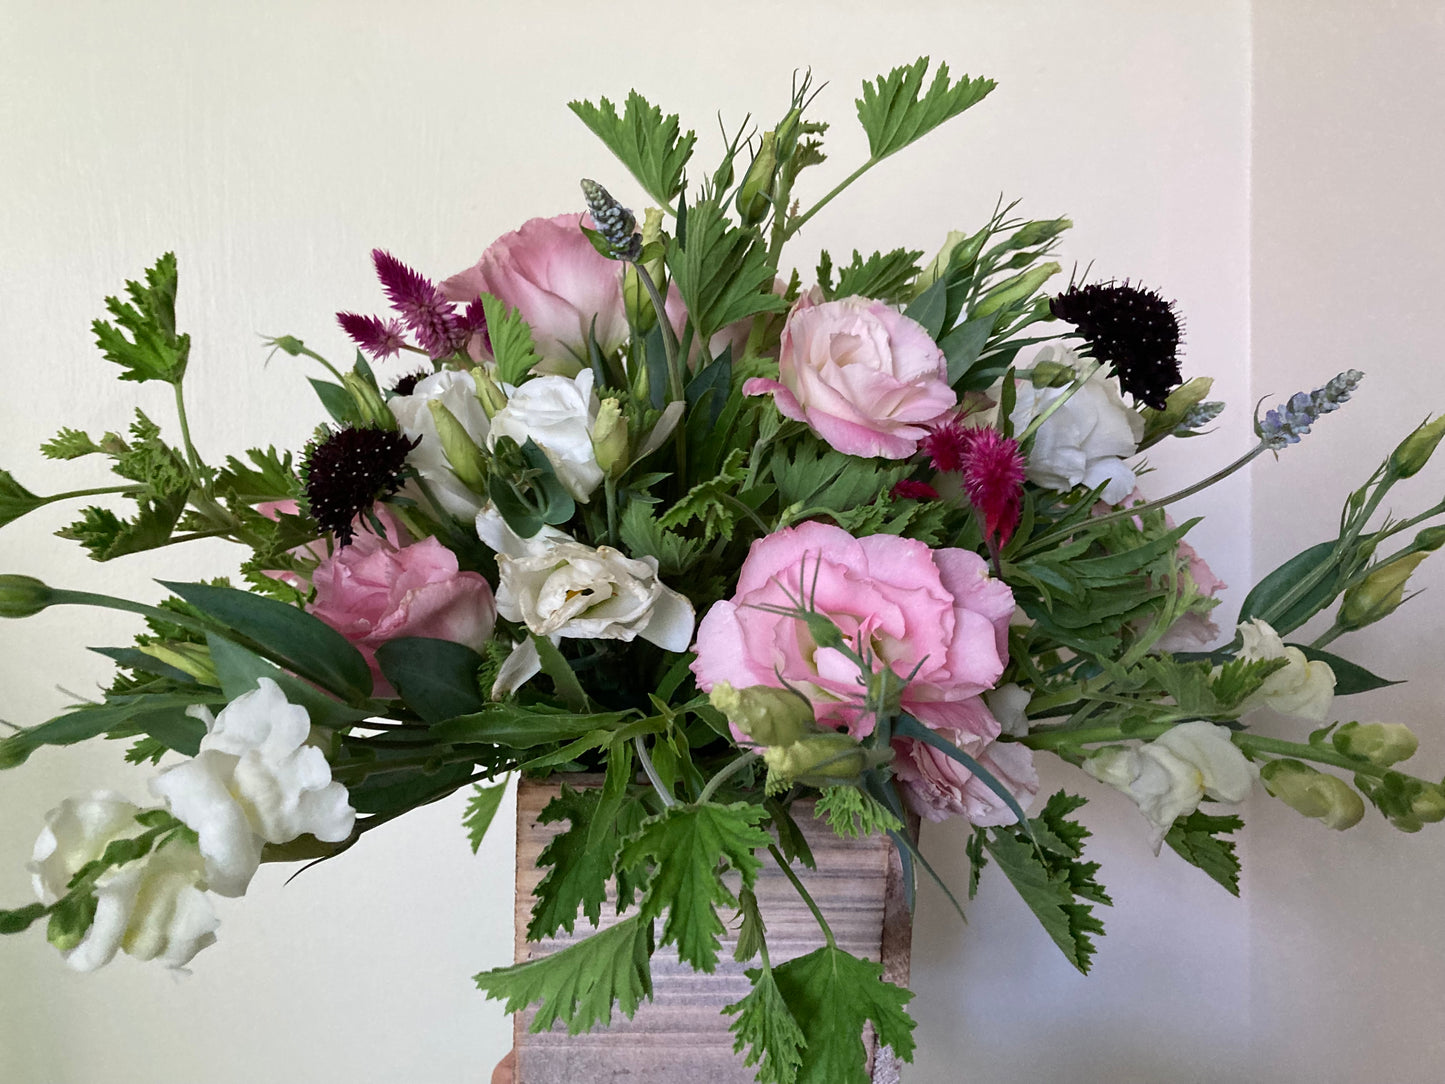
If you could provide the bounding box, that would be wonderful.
[371,249,467,359]
[336,312,407,361]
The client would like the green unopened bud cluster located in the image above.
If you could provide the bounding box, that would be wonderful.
[1331,721,1418,767]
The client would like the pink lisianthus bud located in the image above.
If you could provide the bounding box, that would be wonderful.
[440,214,627,372]
[307,521,496,697]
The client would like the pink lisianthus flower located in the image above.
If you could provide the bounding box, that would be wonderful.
[743,296,955,459]
[890,697,1039,825]
[307,519,496,697]
[441,213,626,371]
[691,521,1015,738]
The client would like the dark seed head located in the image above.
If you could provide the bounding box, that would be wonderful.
[301,426,417,545]
[1050,280,1183,410]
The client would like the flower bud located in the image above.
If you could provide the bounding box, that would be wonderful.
[973,262,1062,320]
[1416,525,1445,553]
[1260,759,1365,830]
[136,642,219,687]
[425,400,488,491]
[914,227,990,296]
[591,398,630,477]
[735,130,779,227]
[0,574,54,618]
[1029,358,1075,388]
[1009,217,1072,250]
[764,731,876,790]
[342,372,396,430]
[1387,414,1445,478]
[1331,721,1418,767]
[1337,551,1429,630]
[471,368,509,419]
[1410,783,1445,825]
[709,681,815,747]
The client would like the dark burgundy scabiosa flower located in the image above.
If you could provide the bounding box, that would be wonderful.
[958,427,1026,546]
[337,312,408,361]
[301,426,418,546]
[371,249,468,359]
[388,370,431,398]
[1050,280,1183,410]
[891,479,940,502]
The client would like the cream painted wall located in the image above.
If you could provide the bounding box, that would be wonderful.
[0,2,1430,1081]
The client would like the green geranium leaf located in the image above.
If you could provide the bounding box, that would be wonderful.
[529,785,621,939]
[479,294,544,386]
[831,248,924,304]
[665,197,788,348]
[815,786,902,840]
[620,801,771,973]
[724,963,807,1084]
[771,945,917,1084]
[1165,809,1244,896]
[569,91,696,207]
[91,252,190,384]
[857,57,995,162]
[475,913,654,1035]
[40,427,104,461]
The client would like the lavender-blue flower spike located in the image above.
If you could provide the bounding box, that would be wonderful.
[1256,369,1364,450]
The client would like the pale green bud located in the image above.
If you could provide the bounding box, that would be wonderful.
[1146,376,1215,429]
[1261,759,1365,830]
[914,227,990,296]
[137,642,219,687]
[710,681,815,747]
[0,574,53,618]
[1388,414,1445,478]
[973,262,1062,319]
[764,731,875,790]
[591,398,630,476]
[471,368,509,419]
[1338,551,1429,630]
[342,372,396,430]
[1009,217,1072,250]
[1029,359,1075,388]
[736,130,779,227]
[1416,525,1445,553]
[425,400,488,491]
[1331,721,1418,767]
[1411,784,1445,825]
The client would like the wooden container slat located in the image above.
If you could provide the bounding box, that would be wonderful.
[513,779,914,1084]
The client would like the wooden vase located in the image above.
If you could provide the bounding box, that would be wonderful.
[512,778,915,1084]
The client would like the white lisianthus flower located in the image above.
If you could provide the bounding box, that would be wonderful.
[488,370,603,502]
[28,792,219,971]
[496,540,695,651]
[151,679,356,897]
[1008,344,1145,504]
[1085,721,1255,852]
[390,369,491,519]
[1236,617,1336,722]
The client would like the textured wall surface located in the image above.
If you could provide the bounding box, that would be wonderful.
[0,2,1436,1082]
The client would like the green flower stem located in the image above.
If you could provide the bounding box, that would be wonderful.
[172,382,203,479]
[633,735,677,808]
[46,588,223,639]
[629,258,682,402]
[769,843,836,949]
[603,476,620,550]
[1013,359,1103,445]
[697,751,760,804]
[784,158,875,241]
[41,484,146,503]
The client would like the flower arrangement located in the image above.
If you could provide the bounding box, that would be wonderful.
[3,56,1444,1083]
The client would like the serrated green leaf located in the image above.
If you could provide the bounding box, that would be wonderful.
[815,786,902,840]
[1210,656,1290,709]
[461,780,509,854]
[620,802,771,973]
[475,912,654,1035]
[215,446,301,502]
[124,735,170,765]
[479,294,544,385]
[40,428,104,460]
[832,248,924,304]
[656,447,749,542]
[569,91,696,207]
[619,500,704,576]
[1164,809,1244,896]
[725,963,807,1084]
[856,57,995,162]
[665,197,788,348]
[90,253,191,384]
[733,885,766,964]
[771,945,916,1084]
[529,785,618,938]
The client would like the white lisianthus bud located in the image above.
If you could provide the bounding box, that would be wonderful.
[1085,721,1255,852]
[151,679,356,897]
[1237,618,1336,722]
[390,369,492,519]
[488,370,604,502]
[496,540,694,651]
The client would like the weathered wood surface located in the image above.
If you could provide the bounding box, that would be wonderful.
[513,778,915,1084]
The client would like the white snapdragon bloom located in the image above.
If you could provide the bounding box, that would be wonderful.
[28,792,219,971]
[1237,617,1336,722]
[496,541,694,651]
[151,679,356,897]
[1085,721,1255,851]
[1008,344,1145,504]
[390,369,491,519]
[488,371,603,502]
